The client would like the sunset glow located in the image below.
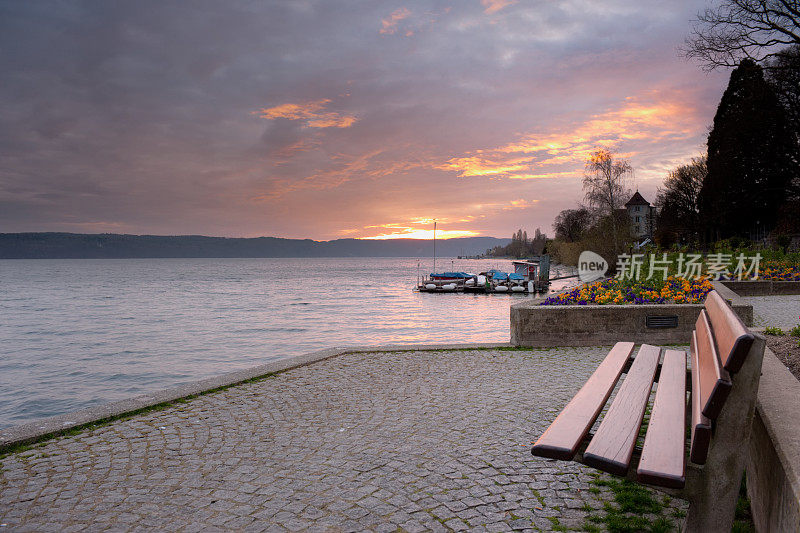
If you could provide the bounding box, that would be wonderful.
[0,2,728,239]
[362,229,480,240]
[437,92,703,186]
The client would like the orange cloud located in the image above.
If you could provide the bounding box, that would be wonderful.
[436,156,527,177]
[481,0,517,14]
[254,99,357,128]
[506,199,532,209]
[380,7,411,35]
[506,171,577,180]
[437,91,700,181]
[306,115,357,128]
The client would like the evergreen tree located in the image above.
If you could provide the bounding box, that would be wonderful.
[699,59,798,241]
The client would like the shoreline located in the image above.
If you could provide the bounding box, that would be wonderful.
[0,342,512,453]
[1,344,657,531]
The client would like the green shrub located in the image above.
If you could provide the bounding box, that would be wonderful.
[764,326,784,335]
[790,325,800,337]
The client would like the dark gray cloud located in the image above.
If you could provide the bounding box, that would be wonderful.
[0,0,727,238]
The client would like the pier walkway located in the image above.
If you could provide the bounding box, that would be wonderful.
[0,347,685,532]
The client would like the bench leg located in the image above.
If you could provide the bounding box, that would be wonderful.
[682,336,765,533]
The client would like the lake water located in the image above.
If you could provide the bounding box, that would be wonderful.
[0,257,576,429]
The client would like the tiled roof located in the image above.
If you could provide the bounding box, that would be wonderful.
[625,191,650,206]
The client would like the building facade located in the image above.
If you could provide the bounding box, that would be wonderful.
[625,191,655,240]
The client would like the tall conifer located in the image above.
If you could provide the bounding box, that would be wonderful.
[699,59,797,241]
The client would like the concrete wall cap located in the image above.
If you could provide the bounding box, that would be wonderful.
[0,342,512,450]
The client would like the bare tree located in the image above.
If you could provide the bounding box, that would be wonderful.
[654,156,707,245]
[583,149,631,215]
[766,44,800,153]
[684,0,800,70]
[583,148,632,252]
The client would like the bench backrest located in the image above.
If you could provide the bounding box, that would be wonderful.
[689,290,755,464]
[705,290,755,373]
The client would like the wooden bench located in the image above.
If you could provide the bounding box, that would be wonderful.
[531,290,765,532]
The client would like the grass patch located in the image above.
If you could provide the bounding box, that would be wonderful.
[582,521,602,533]
[585,474,755,532]
[547,516,567,531]
[733,475,755,533]
[588,477,678,533]
[637,404,653,447]
[594,478,661,514]
[764,326,784,335]
[0,371,280,459]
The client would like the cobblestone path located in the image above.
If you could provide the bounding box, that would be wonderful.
[745,295,800,330]
[0,347,678,532]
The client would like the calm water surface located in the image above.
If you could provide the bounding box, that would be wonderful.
[0,257,575,429]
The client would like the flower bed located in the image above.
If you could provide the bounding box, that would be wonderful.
[541,276,715,306]
[759,260,800,281]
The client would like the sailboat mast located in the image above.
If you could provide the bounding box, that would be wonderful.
[433,221,436,274]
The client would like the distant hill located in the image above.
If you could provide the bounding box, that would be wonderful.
[0,233,511,259]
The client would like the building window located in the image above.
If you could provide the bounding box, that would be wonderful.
[635,206,640,212]
[635,216,640,222]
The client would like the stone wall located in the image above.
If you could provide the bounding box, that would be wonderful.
[722,280,800,296]
[510,282,752,346]
[747,349,800,532]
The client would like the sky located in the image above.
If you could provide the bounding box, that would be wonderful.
[0,0,729,240]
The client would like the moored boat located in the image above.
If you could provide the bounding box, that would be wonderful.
[417,271,474,292]
[416,256,552,294]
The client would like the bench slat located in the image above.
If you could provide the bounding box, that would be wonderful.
[690,330,712,464]
[531,341,635,460]
[637,349,686,488]
[705,290,754,373]
[583,344,661,476]
[695,309,732,419]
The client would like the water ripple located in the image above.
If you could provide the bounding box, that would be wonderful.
[0,257,574,428]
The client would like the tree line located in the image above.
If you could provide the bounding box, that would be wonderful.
[486,228,547,258]
[550,1,799,264]
[656,53,798,247]
[672,0,800,244]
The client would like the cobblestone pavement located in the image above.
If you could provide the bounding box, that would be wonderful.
[0,347,683,532]
[744,295,800,329]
